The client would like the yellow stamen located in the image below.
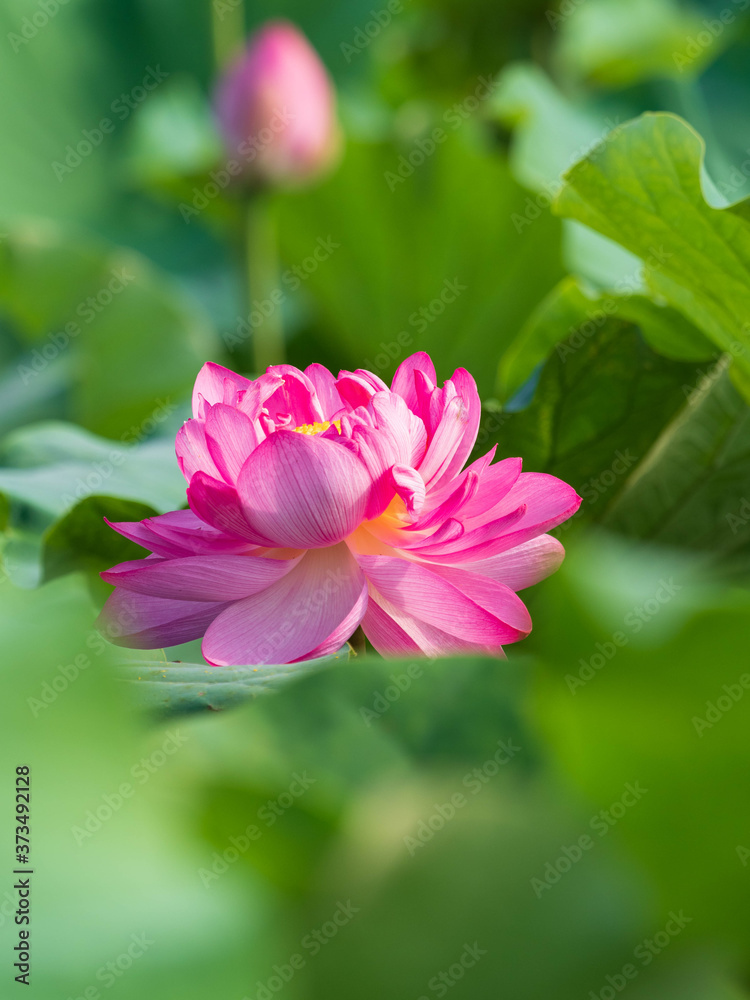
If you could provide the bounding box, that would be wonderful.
[293,419,341,435]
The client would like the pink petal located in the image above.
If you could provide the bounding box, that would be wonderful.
[336,373,377,409]
[237,430,371,548]
[187,471,275,544]
[458,457,523,525]
[357,555,531,646]
[437,368,481,484]
[458,534,565,591]
[205,404,260,484]
[392,352,437,416]
[264,365,325,425]
[98,588,230,648]
[417,396,471,488]
[407,470,479,531]
[362,586,505,658]
[192,362,251,416]
[202,544,367,665]
[144,509,252,555]
[101,552,301,602]
[339,421,400,520]
[459,473,582,558]
[291,591,367,660]
[370,392,428,468]
[235,371,285,422]
[304,363,344,419]
[402,505,526,556]
[390,465,426,518]
[420,563,532,633]
[175,420,223,483]
[105,510,248,559]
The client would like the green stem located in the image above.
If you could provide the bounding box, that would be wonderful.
[245,192,285,373]
[211,0,245,70]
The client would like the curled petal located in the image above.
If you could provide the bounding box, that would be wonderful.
[390,465,426,519]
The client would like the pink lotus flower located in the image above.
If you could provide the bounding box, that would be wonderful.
[99,354,581,665]
[214,20,339,186]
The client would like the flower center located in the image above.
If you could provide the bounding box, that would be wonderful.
[293,420,341,435]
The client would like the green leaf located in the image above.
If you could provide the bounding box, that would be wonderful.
[554,0,723,86]
[494,321,699,530]
[275,136,565,396]
[42,495,157,589]
[604,368,750,573]
[553,113,750,394]
[117,649,351,716]
[0,221,216,436]
[0,421,186,519]
[498,276,713,402]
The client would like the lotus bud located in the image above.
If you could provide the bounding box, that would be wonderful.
[214,20,339,187]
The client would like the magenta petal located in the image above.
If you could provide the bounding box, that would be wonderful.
[407,471,479,531]
[437,368,481,483]
[460,535,565,591]
[264,365,325,425]
[403,505,526,556]
[362,586,505,658]
[304,363,343,419]
[237,430,371,548]
[417,396,470,488]
[357,555,530,645]
[175,419,223,483]
[336,374,376,410]
[101,553,301,602]
[105,509,249,559]
[459,457,523,525]
[392,352,437,415]
[390,465,426,518]
[202,544,367,665]
[340,422,400,520]
[457,473,582,557]
[187,471,275,544]
[192,362,251,416]
[98,588,230,648]
[370,392,428,468]
[205,404,260,484]
[420,563,532,634]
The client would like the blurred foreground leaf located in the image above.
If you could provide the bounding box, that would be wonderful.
[117,648,351,716]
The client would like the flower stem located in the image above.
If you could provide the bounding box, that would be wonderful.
[245,192,285,373]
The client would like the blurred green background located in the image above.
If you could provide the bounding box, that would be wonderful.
[2,0,750,996]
